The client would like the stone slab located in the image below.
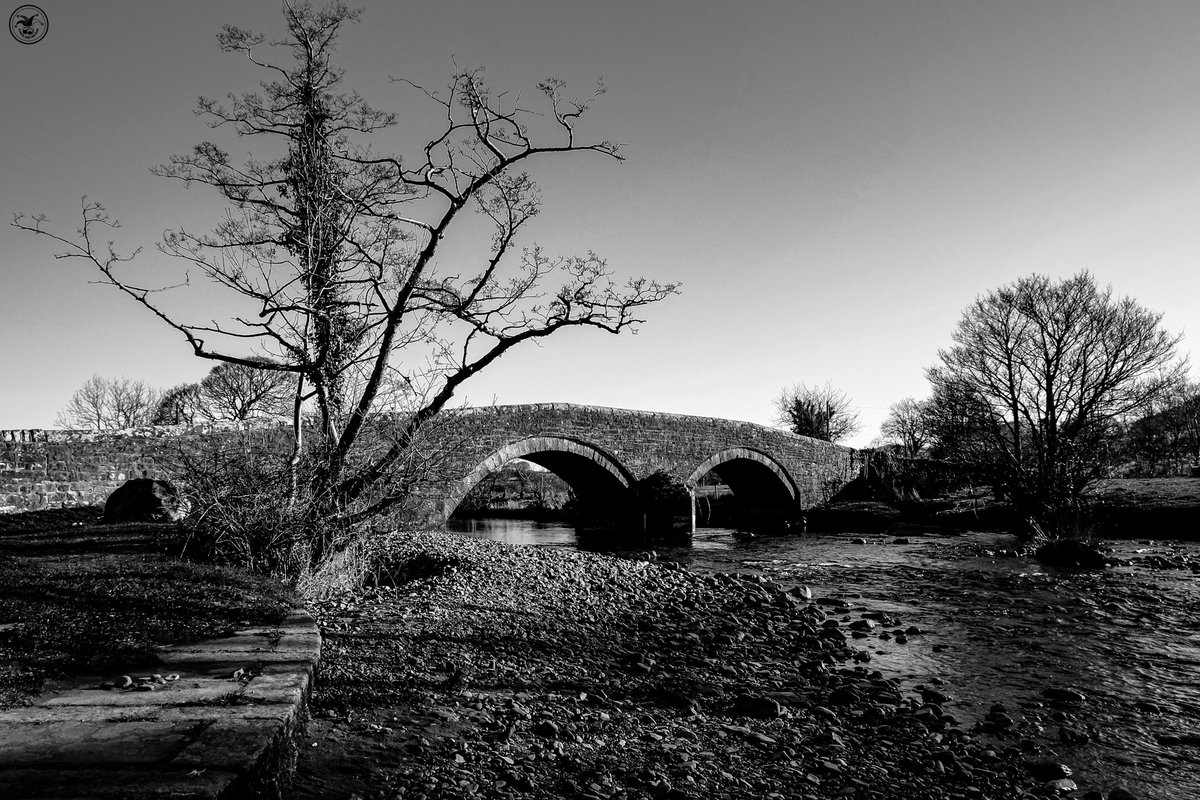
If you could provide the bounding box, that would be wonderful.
[0,607,320,799]
[0,766,238,799]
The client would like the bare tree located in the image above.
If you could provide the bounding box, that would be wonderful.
[880,397,932,457]
[16,3,677,571]
[197,360,292,422]
[1124,381,1200,475]
[928,271,1185,535]
[56,374,162,430]
[56,374,110,430]
[152,383,203,426]
[152,362,290,424]
[775,382,860,443]
[922,377,992,464]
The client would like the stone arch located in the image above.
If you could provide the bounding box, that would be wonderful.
[443,435,637,521]
[686,447,800,530]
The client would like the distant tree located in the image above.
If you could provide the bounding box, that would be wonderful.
[928,271,1185,535]
[17,3,677,575]
[56,374,161,430]
[1179,385,1200,465]
[1123,381,1200,474]
[775,382,860,442]
[880,397,932,457]
[152,383,202,425]
[56,374,109,430]
[922,378,991,463]
[196,360,292,422]
[152,361,291,425]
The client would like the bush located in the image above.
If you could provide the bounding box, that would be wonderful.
[175,430,350,582]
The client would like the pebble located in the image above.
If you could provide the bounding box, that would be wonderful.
[297,530,1048,800]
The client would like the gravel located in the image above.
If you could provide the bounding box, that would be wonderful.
[293,530,1050,800]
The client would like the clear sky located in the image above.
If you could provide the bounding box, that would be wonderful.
[3,1,1198,447]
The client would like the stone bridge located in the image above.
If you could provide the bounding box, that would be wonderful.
[416,404,861,532]
[2,404,862,531]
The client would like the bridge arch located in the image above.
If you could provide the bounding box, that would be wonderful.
[443,435,638,522]
[687,447,801,530]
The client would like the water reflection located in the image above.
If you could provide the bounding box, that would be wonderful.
[446,517,1200,799]
[447,517,580,547]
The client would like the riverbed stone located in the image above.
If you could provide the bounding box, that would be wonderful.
[1043,777,1078,793]
[730,694,783,719]
[1043,686,1087,704]
[1036,539,1108,569]
[1107,788,1139,800]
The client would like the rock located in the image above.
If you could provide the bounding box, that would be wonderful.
[812,706,838,722]
[651,688,698,715]
[531,720,560,738]
[1043,778,1077,794]
[1035,539,1108,569]
[1058,726,1090,744]
[1107,788,1139,800]
[827,686,860,706]
[987,712,1015,729]
[919,687,951,705]
[789,585,813,600]
[102,478,188,523]
[1043,686,1086,704]
[730,694,783,719]
[1026,761,1073,780]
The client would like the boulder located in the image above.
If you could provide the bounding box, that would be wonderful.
[103,478,187,523]
[1035,539,1108,569]
[730,694,783,719]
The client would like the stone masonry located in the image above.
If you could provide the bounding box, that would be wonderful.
[1,405,861,521]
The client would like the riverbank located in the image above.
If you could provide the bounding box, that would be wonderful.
[292,530,1054,799]
[808,477,1200,539]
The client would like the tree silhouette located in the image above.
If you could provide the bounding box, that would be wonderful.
[775,382,860,443]
[928,271,1184,535]
[16,2,678,571]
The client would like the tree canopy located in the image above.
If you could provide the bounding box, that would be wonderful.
[879,397,932,457]
[928,270,1185,534]
[56,375,161,431]
[775,382,860,443]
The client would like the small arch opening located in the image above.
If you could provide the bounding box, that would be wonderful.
[445,436,639,530]
[688,448,800,532]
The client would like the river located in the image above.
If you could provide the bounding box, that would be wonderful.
[446,517,1200,799]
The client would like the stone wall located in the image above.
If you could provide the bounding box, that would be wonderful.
[0,424,288,514]
[0,428,181,513]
